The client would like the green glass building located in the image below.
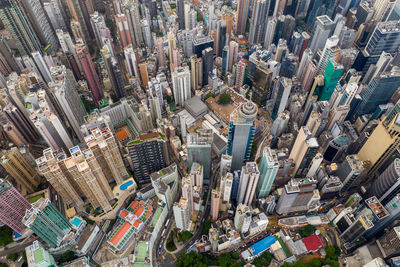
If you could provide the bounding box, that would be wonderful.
[22,198,72,248]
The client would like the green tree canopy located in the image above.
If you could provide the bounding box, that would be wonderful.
[218,93,231,105]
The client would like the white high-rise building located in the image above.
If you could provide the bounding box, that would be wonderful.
[124,45,139,77]
[172,66,191,106]
[249,0,271,45]
[43,0,67,31]
[31,52,53,84]
[234,203,251,233]
[237,162,260,206]
[56,30,83,72]
[316,35,339,75]
[309,15,334,53]
[220,172,233,202]
[264,17,277,49]
[48,65,87,141]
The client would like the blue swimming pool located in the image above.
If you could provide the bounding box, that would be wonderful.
[71,217,83,227]
[120,180,134,191]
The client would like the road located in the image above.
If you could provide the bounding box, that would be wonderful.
[0,236,39,257]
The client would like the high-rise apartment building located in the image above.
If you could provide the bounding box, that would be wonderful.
[202,47,214,86]
[1,147,41,195]
[234,203,251,233]
[316,36,339,75]
[22,0,59,52]
[228,101,258,171]
[74,40,104,102]
[25,241,57,267]
[22,198,72,248]
[115,13,132,48]
[249,0,271,45]
[172,66,191,106]
[237,162,259,206]
[127,132,170,184]
[48,65,87,141]
[257,147,279,199]
[220,172,233,202]
[173,197,190,231]
[187,128,213,179]
[0,179,31,233]
[43,0,67,31]
[0,0,42,55]
[337,154,365,192]
[235,0,250,34]
[211,189,221,221]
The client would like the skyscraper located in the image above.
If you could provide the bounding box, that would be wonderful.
[234,203,251,233]
[0,147,41,195]
[237,162,260,206]
[25,241,57,267]
[316,35,339,75]
[172,66,191,106]
[249,0,271,45]
[227,101,258,171]
[0,179,31,233]
[115,14,132,48]
[22,0,59,52]
[187,128,213,179]
[211,189,220,221]
[289,126,319,175]
[256,147,279,198]
[22,198,72,248]
[127,132,170,183]
[271,77,292,120]
[48,65,87,141]
[235,0,250,34]
[0,0,42,55]
[202,47,214,86]
[367,159,400,205]
[42,0,67,31]
[318,60,344,101]
[75,40,104,102]
[177,0,185,30]
[309,15,334,53]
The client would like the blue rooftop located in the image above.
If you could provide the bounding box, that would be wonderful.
[249,235,276,256]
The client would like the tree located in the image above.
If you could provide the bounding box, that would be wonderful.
[309,258,322,267]
[0,226,13,247]
[6,253,18,261]
[231,251,240,259]
[0,263,9,267]
[299,224,316,238]
[252,252,273,267]
[58,251,76,263]
[205,93,215,99]
[218,93,231,105]
[201,220,212,235]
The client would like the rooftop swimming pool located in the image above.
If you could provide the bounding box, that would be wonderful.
[71,217,83,227]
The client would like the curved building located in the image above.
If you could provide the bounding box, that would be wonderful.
[368,158,400,205]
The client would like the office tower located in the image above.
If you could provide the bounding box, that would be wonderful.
[365,21,400,58]
[235,0,250,34]
[25,90,73,151]
[0,179,31,233]
[280,54,298,78]
[222,45,229,76]
[202,47,214,86]
[318,60,344,101]
[172,66,191,106]
[309,15,334,53]
[216,20,226,57]
[227,101,258,171]
[316,36,339,75]
[376,226,400,259]
[257,147,279,198]
[354,69,400,119]
[306,153,323,178]
[127,133,170,183]
[234,203,251,233]
[271,77,292,120]
[0,0,42,55]
[367,159,400,205]
[220,172,233,202]
[177,0,184,29]
[115,14,132,48]
[249,0,271,45]
[22,0,59,52]
[275,178,320,214]
[327,105,350,130]
[190,55,202,90]
[289,126,319,175]
[43,0,67,31]
[235,59,247,89]
[75,40,104,102]
[264,17,277,49]
[173,198,190,231]
[0,147,41,195]
[211,189,220,221]
[237,162,259,206]
[358,115,400,178]
[192,36,214,58]
[25,241,57,267]
[354,1,374,28]
[295,0,311,18]
[23,198,72,248]
[187,129,213,179]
